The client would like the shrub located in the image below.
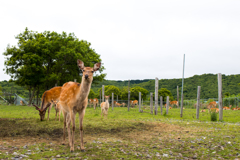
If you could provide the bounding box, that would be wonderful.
[210,112,217,121]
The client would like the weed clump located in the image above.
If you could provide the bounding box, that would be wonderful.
[163,111,167,117]
[210,112,217,121]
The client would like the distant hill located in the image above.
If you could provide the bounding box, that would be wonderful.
[1,74,240,100]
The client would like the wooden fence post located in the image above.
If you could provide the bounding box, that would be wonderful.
[74,79,76,82]
[150,93,153,114]
[139,92,141,112]
[177,86,179,108]
[128,91,130,111]
[155,77,158,115]
[99,90,101,106]
[218,73,223,121]
[112,93,114,111]
[160,96,163,115]
[196,86,201,119]
[102,85,104,102]
[166,96,169,115]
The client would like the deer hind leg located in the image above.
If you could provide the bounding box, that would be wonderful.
[79,110,85,151]
[62,111,68,145]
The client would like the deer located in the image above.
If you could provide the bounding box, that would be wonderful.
[51,100,62,121]
[121,102,126,107]
[33,86,62,121]
[89,99,94,107]
[170,101,178,107]
[20,100,24,106]
[57,59,101,152]
[100,95,110,118]
[132,100,138,107]
[93,98,99,109]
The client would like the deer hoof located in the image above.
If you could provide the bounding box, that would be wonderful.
[81,149,85,152]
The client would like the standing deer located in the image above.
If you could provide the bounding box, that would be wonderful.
[100,95,110,117]
[58,59,101,152]
[93,98,99,110]
[52,100,62,121]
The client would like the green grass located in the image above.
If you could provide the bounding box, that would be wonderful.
[0,105,240,159]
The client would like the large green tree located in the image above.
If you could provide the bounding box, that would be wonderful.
[3,28,106,105]
[130,86,149,100]
[98,85,120,99]
[155,88,174,102]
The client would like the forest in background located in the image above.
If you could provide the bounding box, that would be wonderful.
[1,73,239,100]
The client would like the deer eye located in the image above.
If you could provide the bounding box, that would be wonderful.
[82,70,85,72]
[92,71,94,73]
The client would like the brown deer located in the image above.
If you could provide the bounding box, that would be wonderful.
[100,95,110,117]
[93,98,99,109]
[33,86,62,121]
[52,100,62,121]
[58,59,101,152]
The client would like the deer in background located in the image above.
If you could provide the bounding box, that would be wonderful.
[93,98,99,109]
[58,59,101,152]
[101,95,110,118]
[52,100,62,121]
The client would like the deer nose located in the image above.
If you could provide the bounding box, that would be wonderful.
[85,74,88,79]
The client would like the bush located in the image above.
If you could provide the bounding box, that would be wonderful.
[210,112,217,121]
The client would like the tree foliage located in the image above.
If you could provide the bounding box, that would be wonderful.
[3,28,106,104]
[130,86,149,100]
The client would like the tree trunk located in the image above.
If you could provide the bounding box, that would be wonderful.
[28,86,36,106]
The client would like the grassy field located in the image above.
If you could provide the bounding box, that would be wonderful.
[0,105,240,159]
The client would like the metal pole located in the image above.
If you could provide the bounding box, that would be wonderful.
[180,54,185,117]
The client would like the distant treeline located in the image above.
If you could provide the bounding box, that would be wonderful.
[1,74,240,100]
[91,74,240,100]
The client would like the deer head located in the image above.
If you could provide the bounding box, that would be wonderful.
[77,59,101,83]
[32,103,51,121]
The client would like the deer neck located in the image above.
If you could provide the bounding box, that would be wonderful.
[105,99,109,105]
[78,79,92,102]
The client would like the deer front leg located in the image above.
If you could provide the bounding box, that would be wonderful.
[69,111,75,152]
[58,110,61,122]
[79,111,85,152]
[47,103,52,121]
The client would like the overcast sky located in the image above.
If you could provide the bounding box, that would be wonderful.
[1,0,240,81]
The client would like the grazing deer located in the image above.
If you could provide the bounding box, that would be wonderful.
[33,86,62,121]
[170,101,178,107]
[93,98,99,109]
[58,59,101,152]
[208,101,217,108]
[121,103,126,107]
[101,95,110,117]
[115,102,121,107]
[201,109,206,112]
[132,100,138,107]
[52,100,62,121]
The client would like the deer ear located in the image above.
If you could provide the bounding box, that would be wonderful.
[93,62,101,71]
[77,59,84,70]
